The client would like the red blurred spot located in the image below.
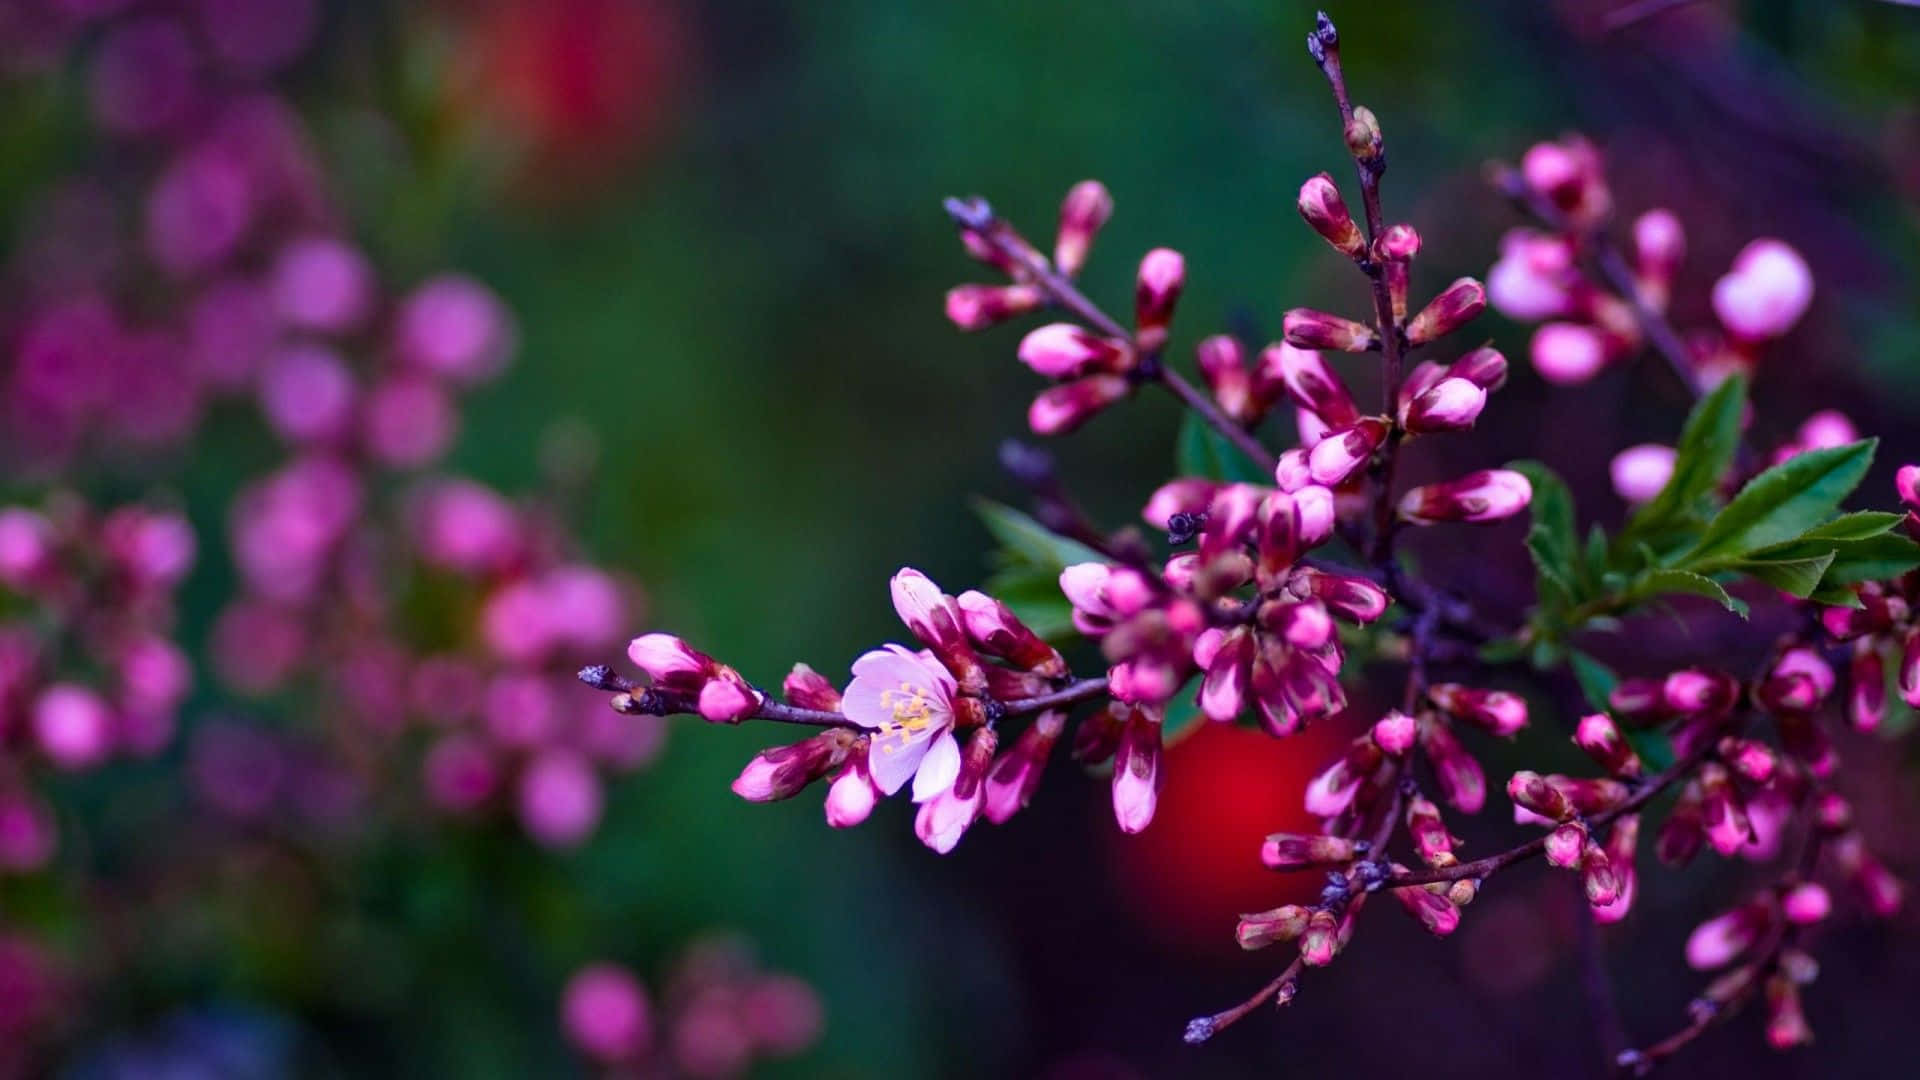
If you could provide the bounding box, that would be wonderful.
[454,0,685,196]
[1109,718,1358,951]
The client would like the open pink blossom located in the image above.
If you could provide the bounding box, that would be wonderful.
[841,645,960,801]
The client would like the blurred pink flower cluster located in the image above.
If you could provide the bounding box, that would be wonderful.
[561,938,823,1077]
[0,494,194,871]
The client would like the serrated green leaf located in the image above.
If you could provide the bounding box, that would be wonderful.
[1634,569,1749,618]
[1806,581,1864,607]
[1624,374,1746,539]
[1507,460,1581,610]
[1568,650,1618,713]
[1812,534,1920,586]
[1799,511,1905,542]
[973,498,1106,570]
[1682,440,1876,564]
[1176,411,1270,485]
[1730,552,1837,598]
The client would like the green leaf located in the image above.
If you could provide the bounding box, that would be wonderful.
[1567,650,1618,714]
[1811,534,1920,586]
[1799,511,1905,542]
[1176,410,1271,485]
[1682,440,1876,564]
[972,498,1106,569]
[1161,687,1206,748]
[1624,374,1746,539]
[1730,552,1837,598]
[1634,570,1748,618]
[1507,460,1581,610]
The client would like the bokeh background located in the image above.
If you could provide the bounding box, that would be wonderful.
[3,0,1920,1076]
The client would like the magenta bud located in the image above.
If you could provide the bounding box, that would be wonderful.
[1573,712,1643,778]
[1199,628,1254,722]
[956,589,1065,677]
[1017,323,1131,379]
[783,663,842,711]
[1520,136,1610,228]
[731,729,857,802]
[1237,904,1310,950]
[1397,361,1447,416]
[1764,975,1813,1050]
[1405,278,1486,346]
[1134,248,1185,343]
[561,964,652,1064]
[1607,678,1668,725]
[697,671,761,724]
[824,744,880,828]
[1686,900,1772,969]
[1260,832,1357,871]
[1296,567,1389,624]
[1283,308,1379,353]
[1028,374,1130,435]
[1370,710,1417,756]
[1849,643,1886,732]
[1404,796,1457,868]
[1270,343,1360,427]
[1396,470,1532,525]
[1299,909,1342,966]
[1813,791,1853,833]
[1304,741,1377,818]
[1399,376,1487,435]
[32,684,115,771]
[628,633,711,689]
[1447,346,1508,392]
[1054,180,1113,277]
[1073,704,1127,765]
[1308,417,1390,487]
[1662,668,1738,716]
[1508,770,1575,821]
[1781,882,1831,926]
[1144,477,1219,530]
[1610,444,1676,504]
[1428,684,1530,738]
[1377,223,1421,262]
[1832,832,1903,916]
[1898,464,1920,510]
[1393,884,1461,937]
[945,283,1044,331]
[1712,239,1812,342]
[1110,707,1163,834]
[1419,719,1485,814]
[1633,209,1685,283]
[1530,322,1612,385]
[1545,821,1587,868]
[1697,765,1752,856]
[1296,173,1365,258]
[1581,841,1620,906]
[983,710,1065,824]
[1195,335,1258,422]
[891,568,985,692]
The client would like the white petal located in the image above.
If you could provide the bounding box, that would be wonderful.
[867,732,930,797]
[911,730,962,803]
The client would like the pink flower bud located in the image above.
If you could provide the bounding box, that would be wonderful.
[1028,374,1130,435]
[697,671,760,724]
[1686,901,1771,969]
[1394,884,1461,937]
[1764,975,1812,1050]
[1017,323,1131,379]
[1198,482,1263,558]
[1662,668,1737,716]
[1199,628,1253,722]
[1448,350,1508,397]
[1532,321,1614,385]
[1296,567,1389,624]
[912,771,981,854]
[1296,173,1365,258]
[1144,477,1219,530]
[1304,745,1371,819]
[1296,406,1333,448]
[1237,904,1311,949]
[1110,707,1162,834]
[1134,248,1185,342]
[1901,628,1920,708]
[1260,832,1357,871]
[1370,710,1417,755]
[1849,644,1885,732]
[824,743,880,828]
[1508,770,1575,822]
[779,663,842,711]
[1403,796,1457,868]
[731,730,855,802]
[1545,821,1587,868]
[1521,137,1610,227]
[890,568,977,675]
[1405,277,1486,346]
[1712,239,1812,341]
[1054,180,1113,277]
[1832,832,1902,916]
[272,236,374,334]
[1696,764,1752,856]
[1592,815,1641,923]
[1270,343,1360,427]
[561,964,652,1063]
[260,344,357,445]
[1609,444,1676,504]
[982,710,1064,824]
[518,749,603,849]
[1419,719,1485,813]
[33,684,114,770]
[628,633,710,687]
[1308,417,1389,487]
[1573,712,1642,778]
[1283,308,1379,353]
[1759,646,1835,713]
[945,283,1044,331]
[1400,377,1486,435]
[1429,684,1530,738]
[1487,229,1578,321]
[956,590,1064,676]
[1299,908,1341,966]
[1795,409,1856,451]
[1781,882,1830,925]
[1194,334,1256,421]
[1581,840,1620,906]
[0,509,54,589]
[1632,209,1685,307]
[1898,464,1920,510]
[1396,470,1532,525]
[394,274,515,384]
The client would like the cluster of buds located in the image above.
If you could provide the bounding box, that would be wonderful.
[1487,136,1813,388]
[1820,471,1920,738]
[607,567,1082,853]
[560,937,822,1076]
[0,495,195,872]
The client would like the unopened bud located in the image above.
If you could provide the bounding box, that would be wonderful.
[1308,417,1390,487]
[1283,309,1380,353]
[1237,904,1311,949]
[1397,470,1532,525]
[1054,180,1113,277]
[1028,374,1130,435]
[1405,278,1487,345]
[1017,323,1132,379]
[945,283,1044,331]
[1344,106,1382,164]
[1400,377,1487,435]
[1134,248,1185,349]
[1574,712,1643,778]
[1261,832,1358,871]
[1297,173,1365,258]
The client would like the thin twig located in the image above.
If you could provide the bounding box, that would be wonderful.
[583,668,1111,731]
